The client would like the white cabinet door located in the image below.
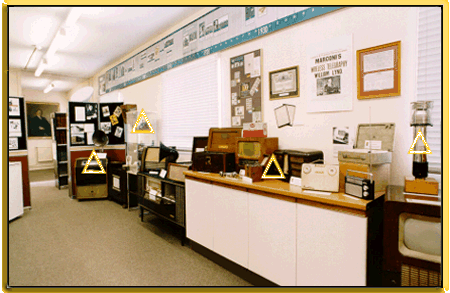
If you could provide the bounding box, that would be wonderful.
[185,179,214,250]
[296,203,367,286]
[248,193,297,286]
[213,185,249,268]
[9,162,23,221]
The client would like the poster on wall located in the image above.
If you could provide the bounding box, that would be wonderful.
[306,34,353,113]
[230,49,262,126]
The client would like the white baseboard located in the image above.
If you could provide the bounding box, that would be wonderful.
[29,166,53,171]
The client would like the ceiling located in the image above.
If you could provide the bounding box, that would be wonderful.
[9,6,207,92]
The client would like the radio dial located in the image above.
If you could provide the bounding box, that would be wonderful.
[303,164,312,174]
[363,191,369,197]
[363,185,369,190]
[328,167,337,176]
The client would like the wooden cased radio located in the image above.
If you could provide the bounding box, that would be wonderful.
[234,137,278,169]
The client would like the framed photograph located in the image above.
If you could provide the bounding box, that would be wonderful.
[9,98,20,116]
[26,102,59,138]
[9,137,18,150]
[269,66,299,100]
[167,163,189,183]
[357,41,401,99]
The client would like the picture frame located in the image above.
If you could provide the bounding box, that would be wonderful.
[269,66,299,100]
[167,163,189,183]
[357,41,401,99]
[26,102,59,138]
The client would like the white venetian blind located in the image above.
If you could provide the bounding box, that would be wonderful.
[417,7,442,173]
[161,54,220,149]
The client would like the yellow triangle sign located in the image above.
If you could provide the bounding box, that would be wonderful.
[82,150,106,174]
[261,154,285,179]
[408,130,432,154]
[131,109,155,134]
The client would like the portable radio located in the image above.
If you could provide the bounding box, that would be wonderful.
[345,170,375,200]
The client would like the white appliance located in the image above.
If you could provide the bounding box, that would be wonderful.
[9,162,24,220]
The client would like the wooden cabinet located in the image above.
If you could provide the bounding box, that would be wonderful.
[296,203,367,286]
[185,179,214,250]
[212,184,249,268]
[248,193,297,286]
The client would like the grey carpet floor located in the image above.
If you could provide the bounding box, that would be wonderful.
[8,184,251,287]
[29,169,55,182]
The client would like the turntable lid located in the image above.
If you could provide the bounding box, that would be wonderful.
[355,123,395,151]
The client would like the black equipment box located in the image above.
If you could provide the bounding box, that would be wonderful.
[274,149,323,178]
[192,152,235,173]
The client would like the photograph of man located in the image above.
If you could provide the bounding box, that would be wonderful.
[317,76,341,96]
[29,109,51,136]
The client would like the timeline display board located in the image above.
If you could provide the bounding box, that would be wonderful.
[230,49,262,126]
[99,6,341,95]
[69,102,125,147]
[8,97,27,151]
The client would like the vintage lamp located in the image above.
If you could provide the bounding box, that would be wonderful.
[410,101,433,178]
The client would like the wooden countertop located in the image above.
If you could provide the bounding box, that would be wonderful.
[184,171,384,214]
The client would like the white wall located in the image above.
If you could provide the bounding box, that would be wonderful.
[9,70,22,96]
[22,89,69,171]
[73,7,420,186]
[219,7,418,186]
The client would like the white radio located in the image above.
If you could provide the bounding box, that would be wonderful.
[301,163,339,193]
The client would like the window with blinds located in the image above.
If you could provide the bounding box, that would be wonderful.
[161,54,220,150]
[416,7,442,174]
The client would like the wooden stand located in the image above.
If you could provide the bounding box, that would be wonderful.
[404,176,439,195]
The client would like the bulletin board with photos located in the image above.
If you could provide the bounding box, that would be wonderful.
[69,102,125,146]
[99,102,125,145]
[230,49,262,126]
[8,96,27,151]
[69,102,99,146]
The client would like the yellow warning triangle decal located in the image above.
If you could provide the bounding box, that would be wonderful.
[131,109,155,134]
[82,150,106,174]
[261,154,285,179]
[408,130,432,154]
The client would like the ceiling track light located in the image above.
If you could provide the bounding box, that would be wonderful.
[35,58,48,77]
[43,82,55,94]
[24,45,41,70]
[34,7,84,76]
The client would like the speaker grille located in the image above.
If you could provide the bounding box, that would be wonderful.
[401,264,441,286]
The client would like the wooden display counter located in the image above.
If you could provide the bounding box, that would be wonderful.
[184,171,385,286]
[184,171,383,215]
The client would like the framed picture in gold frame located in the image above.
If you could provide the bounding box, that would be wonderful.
[357,41,401,99]
[269,66,299,100]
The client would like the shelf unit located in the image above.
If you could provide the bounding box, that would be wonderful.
[51,112,69,189]
[137,172,186,244]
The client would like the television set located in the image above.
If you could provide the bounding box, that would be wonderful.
[383,186,441,287]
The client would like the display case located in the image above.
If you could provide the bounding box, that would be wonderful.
[51,112,69,189]
[137,172,186,244]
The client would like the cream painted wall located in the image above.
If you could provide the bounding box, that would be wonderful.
[219,7,418,186]
[9,70,22,96]
[72,7,420,186]
[22,89,69,171]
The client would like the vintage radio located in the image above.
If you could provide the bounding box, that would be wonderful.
[235,137,278,169]
[75,157,108,200]
[244,163,263,182]
[191,136,209,161]
[274,149,324,179]
[192,152,235,173]
[301,163,339,193]
[141,143,178,172]
[339,162,390,193]
[344,170,375,200]
[207,127,242,153]
[383,186,441,287]
[338,123,395,164]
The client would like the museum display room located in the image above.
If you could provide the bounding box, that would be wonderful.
[7,6,444,288]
